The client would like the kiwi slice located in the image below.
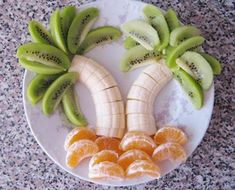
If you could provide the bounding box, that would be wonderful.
[16,43,70,70]
[122,20,160,51]
[170,26,201,47]
[176,51,213,90]
[50,9,68,54]
[28,20,54,45]
[143,5,163,20]
[124,37,140,49]
[27,74,60,104]
[77,26,122,54]
[62,86,87,126]
[166,36,205,68]
[67,7,99,54]
[165,8,180,31]
[19,58,64,74]
[60,6,76,43]
[42,72,77,115]
[173,69,203,109]
[120,45,161,72]
[151,16,170,51]
[198,52,222,75]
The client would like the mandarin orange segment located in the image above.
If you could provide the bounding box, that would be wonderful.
[64,127,97,150]
[89,161,125,180]
[154,126,188,145]
[119,131,156,155]
[126,160,161,179]
[95,137,123,156]
[152,143,187,164]
[118,149,151,170]
[89,150,118,169]
[66,140,99,169]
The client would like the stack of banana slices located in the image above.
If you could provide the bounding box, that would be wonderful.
[69,56,125,138]
[126,61,172,135]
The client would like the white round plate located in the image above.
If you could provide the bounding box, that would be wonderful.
[23,0,214,186]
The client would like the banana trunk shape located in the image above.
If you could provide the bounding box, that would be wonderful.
[126,62,172,135]
[69,55,125,138]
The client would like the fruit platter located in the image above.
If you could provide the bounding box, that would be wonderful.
[19,0,220,186]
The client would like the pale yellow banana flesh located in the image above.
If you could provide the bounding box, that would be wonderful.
[69,55,125,138]
[126,62,172,135]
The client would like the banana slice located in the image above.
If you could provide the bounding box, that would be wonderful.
[126,100,152,114]
[93,87,122,104]
[133,73,157,92]
[96,114,125,137]
[70,55,125,138]
[87,75,117,93]
[127,114,156,135]
[127,85,153,103]
[95,101,124,116]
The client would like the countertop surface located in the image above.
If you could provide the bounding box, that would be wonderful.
[0,0,234,189]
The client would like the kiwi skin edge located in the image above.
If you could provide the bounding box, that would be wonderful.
[62,86,88,127]
[173,69,204,109]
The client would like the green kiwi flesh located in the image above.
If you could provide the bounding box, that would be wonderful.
[120,45,161,72]
[42,72,77,115]
[143,5,163,20]
[27,74,60,104]
[166,36,205,68]
[165,8,180,31]
[60,6,76,43]
[122,20,160,51]
[170,26,201,47]
[19,58,64,74]
[77,26,122,54]
[151,16,170,51]
[176,51,213,90]
[67,7,99,54]
[28,20,54,45]
[173,69,203,109]
[198,52,222,75]
[124,37,140,49]
[62,86,87,126]
[50,9,68,54]
[16,43,70,70]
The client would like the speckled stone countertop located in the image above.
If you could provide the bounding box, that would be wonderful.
[0,0,234,189]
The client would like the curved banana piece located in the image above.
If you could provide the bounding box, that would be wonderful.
[69,55,125,138]
[126,62,172,135]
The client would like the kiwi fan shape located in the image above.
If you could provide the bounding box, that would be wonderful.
[17,5,122,126]
[121,4,221,109]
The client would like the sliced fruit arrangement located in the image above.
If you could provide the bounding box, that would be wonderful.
[17,5,122,127]
[69,55,125,138]
[126,63,172,135]
[120,4,221,109]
